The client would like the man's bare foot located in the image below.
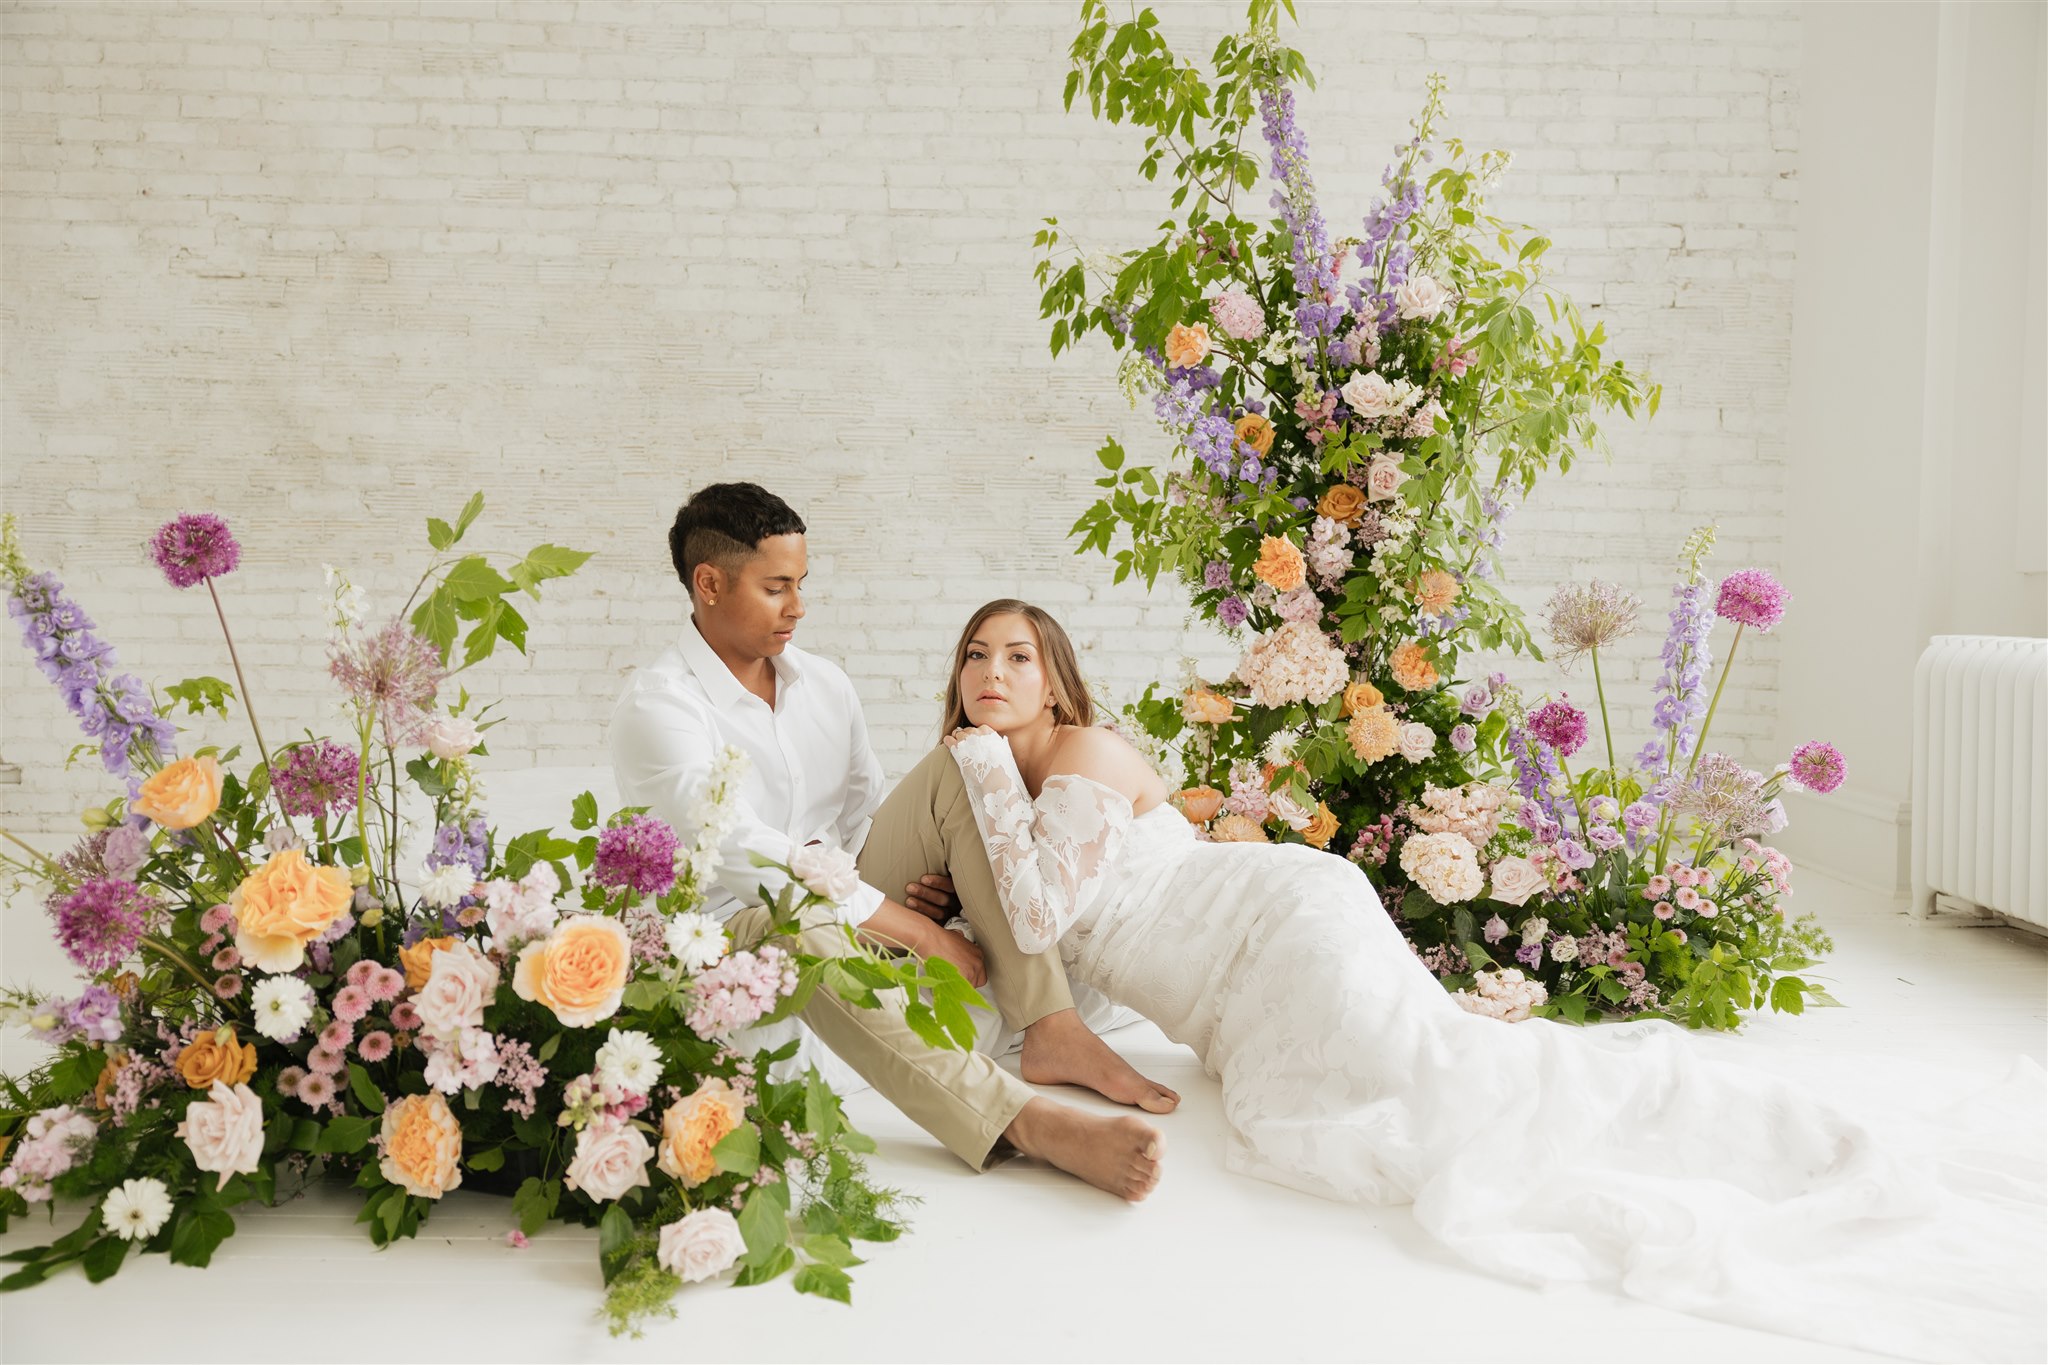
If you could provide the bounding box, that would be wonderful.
[1004,1098,1163,1202]
[1021,1009,1180,1114]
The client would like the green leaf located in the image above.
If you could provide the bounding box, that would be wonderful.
[800,1232,862,1270]
[597,1204,635,1285]
[793,1263,853,1304]
[737,1187,788,1267]
[512,1177,558,1237]
[165,676,236,718]
[427,517,456,552]
[442,555,514,603]
[570,791,599,830]
[317,1115,375,1155]
[404,755,450,798]
[536,1033,562,1064]
[732,1245,794,1287]
[80,1236,128,1283]
[712,1123,761,1177]
[453,491,485,539]
[507,544,593,598]
[468,1146,505,1173]
[411,585,460,662]
[460,599,505,668]
[1769,975,1807,1015]
[169,1207,234,1268]
[348,1063,385,1113]
[620,977,668,1012]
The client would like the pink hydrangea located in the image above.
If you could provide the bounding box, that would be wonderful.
[1209,288,1267,340]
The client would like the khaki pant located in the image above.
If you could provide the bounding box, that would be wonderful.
[726,747,1065,1170]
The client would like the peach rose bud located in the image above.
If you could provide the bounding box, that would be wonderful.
[133,754,223,831]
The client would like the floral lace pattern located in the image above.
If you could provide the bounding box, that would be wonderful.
[947,732,1134,954]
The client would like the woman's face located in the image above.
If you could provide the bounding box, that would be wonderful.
[959,612,1054,733]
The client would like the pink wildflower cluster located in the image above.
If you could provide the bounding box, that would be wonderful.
[1347,813,1397,867]
[0,1105,97,1201]
[492,1037,548,1119]
[685,945,799,1037]
[556,1071,649,1131]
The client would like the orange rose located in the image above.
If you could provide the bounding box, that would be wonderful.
[399,935,458,991]
[1415,570,1461,614]
[133,754,223,831]
[657,1078,748,1188]
[1252,535,1307,593]
[1316,484,1368,527]
[1348,706,1399,764]
[1180,688,1236,726]
[1389,641,1439,692]
[1233,414,1275,456]
[513,916,631,1028]
[1172,786,1225,824]
[176,1027,257,1091]
[1164,322,1212,369]
[231,849,354,974]
[1209,813,1269,843]
[1341,680,1385,717]
[1302,802,1339,849]
[379,1092,463,1199]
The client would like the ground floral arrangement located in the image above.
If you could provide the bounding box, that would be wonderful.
[1040,1,1842,1029]
[0,502,982,1334]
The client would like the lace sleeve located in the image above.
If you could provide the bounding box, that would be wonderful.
[948,731,1136,955]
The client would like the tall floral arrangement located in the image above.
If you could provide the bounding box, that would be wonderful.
[0,503,980,1333]
[1039,3,1836,1028]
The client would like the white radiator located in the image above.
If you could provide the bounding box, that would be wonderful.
[1910,635,2048,927]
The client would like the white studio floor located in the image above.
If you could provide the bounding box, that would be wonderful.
[2,868,2043,1364]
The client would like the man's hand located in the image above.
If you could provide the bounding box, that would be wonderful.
[917,922,986,989]
[903,873,959,923]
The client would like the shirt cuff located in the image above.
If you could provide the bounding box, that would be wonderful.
[836,879,886,929]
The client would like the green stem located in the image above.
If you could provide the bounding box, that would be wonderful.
[0,824,62,877]
[1554,751,1588,837]
[204,577,282,826]
[141,934,220,999]
[1590,645,1617,797]
[1655,622,1746,870]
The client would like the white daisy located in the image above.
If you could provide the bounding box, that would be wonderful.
[102,1177,173,1241]
[594,1028,663,1094]
[664,913,727,973]
[419,862,477,909]
[250,975,315,1042]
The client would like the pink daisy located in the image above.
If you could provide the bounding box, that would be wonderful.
[199,904,233,934]
[296,1071,337,1107]
[332,985,371,1023]
[344,960,379,990]
[389,1000,421,1031]
[211,946,241,972]
[319,1019,353,1051]
[369,967,406,1002]
[307,1044,345,1075]
[214,973,243,1000]
[356,1030,393,1063]
[276,1065,308,1095]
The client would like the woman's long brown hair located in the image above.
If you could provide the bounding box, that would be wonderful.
[940,599,1096,736]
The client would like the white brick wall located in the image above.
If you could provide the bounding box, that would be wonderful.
[1,0,1799,831]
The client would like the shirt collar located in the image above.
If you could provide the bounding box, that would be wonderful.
[679,617,800,712]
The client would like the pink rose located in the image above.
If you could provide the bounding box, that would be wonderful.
[1488,856,1544,907]
[564,1119,653,1202]
[1394,273,1452,320]
[657,1208,747,1283]
[1397,722,1437,764]
[412,941,501,1044]
[1363,454,1408,503]
[788,844,860,904]
[424,715,481,760]
[176,1081,264,1190]
[1339,370,1400,419]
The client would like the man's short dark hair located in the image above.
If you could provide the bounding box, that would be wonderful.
[669,483,807,597]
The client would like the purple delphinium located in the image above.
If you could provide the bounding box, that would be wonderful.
[1505,713,1566,829]
[1714,569,1789,632]
[272,740,362,820]
[1638,578,1715,773]
[1354,154,1426,326]
[1788,740,1847,795]
[148,513,241,590]
[49,877,155,975]
[427,816,489,876]
[2,562,176,779]
[1257,84,1343,341]
[592,814,680,898]
[1527,697,1589,758]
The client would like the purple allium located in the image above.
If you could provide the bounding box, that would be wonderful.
[49,877,154,974]
[1527,697,1589,758]
[1543,580,1641,668]
[1672,753,1771,838]
[1714,569,1789,632]
[1217,595,1249,629]
[272,740,362,820]
[148,513,241,589]
[329,618,446,747]
[1788,740,1847,795]
[592,814,680,897]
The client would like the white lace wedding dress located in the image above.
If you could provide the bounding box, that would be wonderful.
[950,732,2046,1362]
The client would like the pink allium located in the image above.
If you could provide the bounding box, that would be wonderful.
[332,985,371,1023]
[49,877,154,975]
[1526,697,1589,758]
[592,814,681,897]
[272,740,361,821]
[328,618,446,747]
[357,1030,394,1063]
[1788,740,1846,794]
[149,513,241,589]
[1714,569,1789,631]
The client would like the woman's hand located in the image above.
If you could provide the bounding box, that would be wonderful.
[943,724,999,750]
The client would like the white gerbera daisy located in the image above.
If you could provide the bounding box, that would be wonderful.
[102,1177,173,1241]
[594,1028,662,1094]
[664,913,727,973]
[419,862,477,909]
[250,975,315,1042]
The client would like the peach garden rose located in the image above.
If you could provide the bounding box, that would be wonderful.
[379,1091,463,1199]
[513,915,631,1028]
[132,754,222,831]
[231,849,353,974]
[657,1078,748,1188]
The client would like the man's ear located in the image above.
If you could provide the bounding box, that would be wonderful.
[691,562,725,606]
